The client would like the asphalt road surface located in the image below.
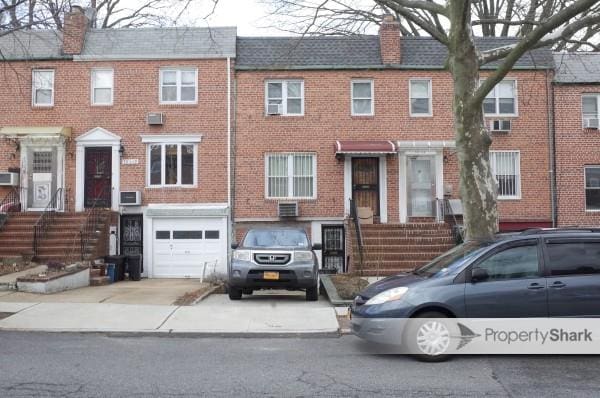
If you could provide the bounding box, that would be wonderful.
[1,331,600,397]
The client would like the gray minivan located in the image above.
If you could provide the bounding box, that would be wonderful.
[350,229,600,361]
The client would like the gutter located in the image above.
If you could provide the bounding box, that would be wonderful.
[234,64,553,71]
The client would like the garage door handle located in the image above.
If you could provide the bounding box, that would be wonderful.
[550,281,566,289]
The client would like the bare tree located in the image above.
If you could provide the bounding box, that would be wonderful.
[264,0,600,240]
[1,0,220,34]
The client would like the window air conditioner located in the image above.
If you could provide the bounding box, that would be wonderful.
[278,202,298,218]
[120,191,141,206]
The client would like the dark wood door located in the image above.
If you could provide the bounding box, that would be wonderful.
[121,214,143,260]
[84,147,112,208]
[322,225,345,273]
[352,157,379,216]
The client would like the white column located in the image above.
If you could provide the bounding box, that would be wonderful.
[435,150,444,221]
[75,145,85,212]
[343,156,352,216]
[379,156,388,223]
[111,144,120,211]
[56,141,65,211]
[398,153,408,223]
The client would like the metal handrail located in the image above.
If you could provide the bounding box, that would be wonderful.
[33,188,64,259]
[0,187,22,230]
[349,199,365,272]
[437,198,464,243]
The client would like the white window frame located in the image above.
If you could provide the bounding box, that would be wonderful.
[265,153,317,199]
[32,69,55,107]
[159,68,198,104]
[490,150,521,200]
[582,94,600,128]
[144,137,199,188]
[482,79,518,117]
[351,79,374,116]
[584,166,600,212]
[91,68,114,106]
[409,78,433,117]
[264,80,304,116]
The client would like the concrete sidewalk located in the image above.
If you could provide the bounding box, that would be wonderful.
[0,292,340,335]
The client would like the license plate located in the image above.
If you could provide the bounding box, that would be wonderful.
[263,271,279,280]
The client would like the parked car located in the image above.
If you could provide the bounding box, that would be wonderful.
[228,228,322,301]
[350,228,600,361]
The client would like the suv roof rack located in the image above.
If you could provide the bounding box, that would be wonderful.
[519,227,600,236]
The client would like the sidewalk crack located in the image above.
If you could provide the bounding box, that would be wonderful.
[156,306,180,330]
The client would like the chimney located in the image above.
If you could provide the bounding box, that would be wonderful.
[379,14,401,65]
[62,6,90,55]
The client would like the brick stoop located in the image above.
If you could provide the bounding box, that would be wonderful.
[0,212,110,264]
[350,222,456,276]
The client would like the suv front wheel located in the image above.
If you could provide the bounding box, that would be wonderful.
[228,286,242,300]
[305,285,318,301]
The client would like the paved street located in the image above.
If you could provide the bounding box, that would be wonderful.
[1,331,600,397]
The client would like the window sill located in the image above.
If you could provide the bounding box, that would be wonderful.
[498,197,521,201]
[32,105,54,109]
[159,103,199,108]
[409,114,433,118]
[265,197,316,201]
[145,185,198,190]
[91,103,114,107]
[264,114,304,118]
[351,114,375,118]
[584,209,600,213]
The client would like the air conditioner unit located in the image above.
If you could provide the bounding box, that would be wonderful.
[267,103,283,115]
[0,172,19,186]
[120,191,141,206]
[278,202,298,218]
[583,118,599,129]
[147,112,165,125]
[490,119,511,133]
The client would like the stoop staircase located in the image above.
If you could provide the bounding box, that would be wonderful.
[350,221,456,276]
[0,212,110,263]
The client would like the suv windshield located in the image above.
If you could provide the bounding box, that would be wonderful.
[243,229,309,248]
[413,240,492,278]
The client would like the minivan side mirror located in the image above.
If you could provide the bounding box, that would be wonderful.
[471,267,489,283]
[312,243,322,251]
[231,243,239,250]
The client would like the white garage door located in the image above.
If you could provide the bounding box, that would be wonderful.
[152,217,227,278]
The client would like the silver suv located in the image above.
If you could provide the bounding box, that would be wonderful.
[228,228,321,301]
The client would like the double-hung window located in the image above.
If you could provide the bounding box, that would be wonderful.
[585,167,600,211]
[483,80,517,116]
[265,80,303,116]
[143,136,201,187]
[266,153,316,199]
[582,94,600,128]
[490,151,521,199]
[351,80,373,115]
[409,79,432,116]
[91,69,114,105]
[160,68,197,104]
[32,69,54,106]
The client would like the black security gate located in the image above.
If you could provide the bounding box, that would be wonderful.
[322,225,345,273]
[121,214,143,258]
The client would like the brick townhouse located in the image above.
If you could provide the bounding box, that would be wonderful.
[553,53,600,227]
[233,17,554,273]
[0,7,235,278]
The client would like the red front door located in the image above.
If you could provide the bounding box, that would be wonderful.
[84,147,112,208]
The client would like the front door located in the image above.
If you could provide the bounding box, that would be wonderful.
[27,148,57,209]
[121,214,143,256]
[352,157,379,216]
[322,225,345,273]
[408,156,435,217]
[84,147,112,208]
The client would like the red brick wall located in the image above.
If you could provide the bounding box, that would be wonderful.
[234,69,553,226]
[554,83,600,226]
[0,58,231,208]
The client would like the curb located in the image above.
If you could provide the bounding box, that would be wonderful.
[0,328,343,339]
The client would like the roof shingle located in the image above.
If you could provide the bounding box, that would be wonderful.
[553,53,600,83]
[0,30,65,60]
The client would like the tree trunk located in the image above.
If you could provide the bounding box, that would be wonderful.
[448,0,498,241]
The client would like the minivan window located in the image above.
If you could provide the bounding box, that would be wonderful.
[243,229,309,248]
[414,241,492,278]
[474,244,539,280]
[546,241,600,276]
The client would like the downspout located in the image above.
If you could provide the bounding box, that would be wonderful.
[227,56,233,245]
[546,69,558,227]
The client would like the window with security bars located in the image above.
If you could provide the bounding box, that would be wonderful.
[490,151,520,199]
[33,151,53,173]
[585,167,600,211]
[266,153,315,198]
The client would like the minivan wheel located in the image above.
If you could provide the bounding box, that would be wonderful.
[405,311,453,362]
[305,285,318,301]
[228,286,242,300]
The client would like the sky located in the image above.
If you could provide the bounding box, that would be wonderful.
[192,0,285,36]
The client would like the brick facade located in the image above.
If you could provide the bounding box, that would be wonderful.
[554,83,600,227]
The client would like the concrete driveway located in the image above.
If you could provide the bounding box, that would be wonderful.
[0,279,208,306]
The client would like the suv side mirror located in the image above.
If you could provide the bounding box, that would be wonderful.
[231,243,238,250]
[471,267,489,283]
[312,243,322,251]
